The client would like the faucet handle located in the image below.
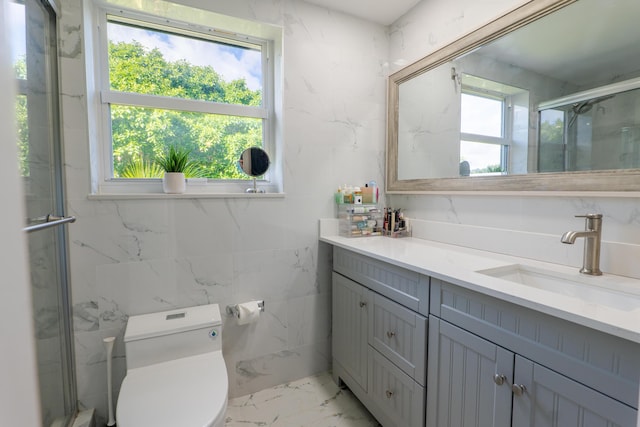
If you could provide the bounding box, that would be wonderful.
[575,213,602,219]
[575,213,603,231]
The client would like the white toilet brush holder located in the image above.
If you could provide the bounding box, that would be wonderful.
[103,336,116,426]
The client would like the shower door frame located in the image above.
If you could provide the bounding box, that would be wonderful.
[21,0,78,424]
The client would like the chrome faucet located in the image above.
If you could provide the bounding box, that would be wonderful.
[561,214,603,275]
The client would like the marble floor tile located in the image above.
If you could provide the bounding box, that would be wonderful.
[225,371,380,427]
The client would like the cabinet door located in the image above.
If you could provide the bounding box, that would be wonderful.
[512,356,637,427]
[426,317,514,427]
[332,272,369,391]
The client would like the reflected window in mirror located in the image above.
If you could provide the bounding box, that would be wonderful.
[460,90,507,176]
[460,74,529,176]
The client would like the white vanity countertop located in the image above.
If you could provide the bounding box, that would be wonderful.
[320,233,640,344]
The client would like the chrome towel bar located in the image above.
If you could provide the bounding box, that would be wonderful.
[24,215,76,233]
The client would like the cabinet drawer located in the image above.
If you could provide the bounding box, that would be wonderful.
[431,278,640,409]
[369,293,427,385]
[368,347,425,427]
[333,246,429,315]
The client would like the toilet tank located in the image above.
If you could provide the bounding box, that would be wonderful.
[124,304,222,370]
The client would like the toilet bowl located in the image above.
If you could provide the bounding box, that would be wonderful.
[116,304,228,427]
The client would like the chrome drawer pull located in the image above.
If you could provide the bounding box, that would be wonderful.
[385,390,394,398]
[386,331,396,339]
[493,374,506,386]
[359,301,367,308]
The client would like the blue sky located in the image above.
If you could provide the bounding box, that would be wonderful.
[108,21,263,91]
[9,2,261,92]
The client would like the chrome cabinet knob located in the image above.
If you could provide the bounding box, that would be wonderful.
[386,331,396,339]
[493,374,506,386]
[385,390,394,398]
[511,384,526,396]
[359,301,367,308]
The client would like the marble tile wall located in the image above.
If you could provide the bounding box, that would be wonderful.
[388,0,640,280]
[58,0,387,422]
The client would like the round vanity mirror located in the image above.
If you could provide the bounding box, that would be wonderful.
[238,147,270,193]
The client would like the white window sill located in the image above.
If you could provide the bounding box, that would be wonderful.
[89,179,283,199]
[88,192,285,200]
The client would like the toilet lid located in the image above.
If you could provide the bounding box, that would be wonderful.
[117,351,228,427]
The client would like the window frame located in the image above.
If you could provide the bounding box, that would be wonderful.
[94,6,277,194]
[460,87,512,175]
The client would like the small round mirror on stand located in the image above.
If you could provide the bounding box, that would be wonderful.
[238,147,270,193]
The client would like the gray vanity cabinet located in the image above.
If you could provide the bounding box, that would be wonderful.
[429,278,640,427]
[331,246,640,427]
[332,247,429,427]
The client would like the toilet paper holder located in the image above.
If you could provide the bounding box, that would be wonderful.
[225,300,265,318]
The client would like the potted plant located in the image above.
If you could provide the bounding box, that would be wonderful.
[155,146,198,193]
[121,153,164,178]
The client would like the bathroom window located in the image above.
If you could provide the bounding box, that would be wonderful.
[459,90,509,176]
[458,74,529,176]
[93,6,278,192]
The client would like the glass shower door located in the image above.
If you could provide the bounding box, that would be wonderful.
[12,0,77,425]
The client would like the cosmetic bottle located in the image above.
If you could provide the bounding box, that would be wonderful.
[368,180,377,204]
[343,185,353,203]
[354,186,363,204]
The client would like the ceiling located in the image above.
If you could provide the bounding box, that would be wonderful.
[302,0,421,26]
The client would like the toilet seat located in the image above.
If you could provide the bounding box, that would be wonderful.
[116,351,228,427]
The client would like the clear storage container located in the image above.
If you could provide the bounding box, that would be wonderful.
[337,203,383,237]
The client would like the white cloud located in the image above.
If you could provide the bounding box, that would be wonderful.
[108,23,262,91]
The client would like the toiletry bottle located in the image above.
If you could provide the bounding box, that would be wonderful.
[344,185,353,203]
[368,180,377,204]
[383,208,389,232]
[391,209,396,233]
[334,187,344,204]
[354,186,363,205]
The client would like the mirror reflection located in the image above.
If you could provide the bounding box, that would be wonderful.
[391,0,640,191]
[238,147,270,193]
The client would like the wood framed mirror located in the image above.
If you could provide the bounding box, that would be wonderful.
[387,0,640,193]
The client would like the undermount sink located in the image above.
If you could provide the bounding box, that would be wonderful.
[476,264,640,312]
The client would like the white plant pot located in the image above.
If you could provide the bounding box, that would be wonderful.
[162,172,186,194]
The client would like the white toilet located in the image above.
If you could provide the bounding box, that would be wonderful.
[116,304,228,427]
